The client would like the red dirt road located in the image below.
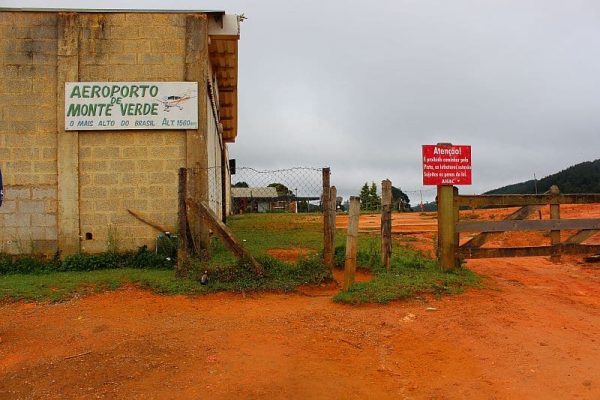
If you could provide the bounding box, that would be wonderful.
[2,207,600,399]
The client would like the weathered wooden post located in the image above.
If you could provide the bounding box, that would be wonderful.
[343,196,360,290]
[437,184,458,270]
[177,167,189,276]
[549,185,561,262]
[329,186,337,264]
[381,179,392,269]
[322,167,334,269]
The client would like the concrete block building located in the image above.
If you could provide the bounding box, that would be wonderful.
[0,9,241,255]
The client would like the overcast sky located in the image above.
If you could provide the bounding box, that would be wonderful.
[5,0,600,202]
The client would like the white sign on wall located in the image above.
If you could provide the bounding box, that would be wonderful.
[65,82,198,131]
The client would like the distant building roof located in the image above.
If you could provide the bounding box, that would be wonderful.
[231,187,278,199]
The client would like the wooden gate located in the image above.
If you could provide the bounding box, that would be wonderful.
[437,185,600,269]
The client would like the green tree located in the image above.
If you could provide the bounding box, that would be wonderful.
[232,181,249,188]
[268,182,294,197]
[391,186,411,211]
[369,182,380,211]
[359,183,370,210]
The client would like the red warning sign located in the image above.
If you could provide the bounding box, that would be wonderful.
[422,144,472,185]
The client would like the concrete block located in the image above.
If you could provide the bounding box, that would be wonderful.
[120,173,146,185]
[17,226,45,240]
[33,161,57,173]
[149,146,183,159]
[109,53,137,65]
[110,160,136,171]
[6,187,31,200]
[80,186,108,200]
[80,160,108,172]
[19,199,44,214]
[92,146,121,159]
[122,199,148,210]
[121,146,148,159]
[80,132,108,146]
[31,213,57,227]
[11,147,39,159]
[137,159,164,172]
[44,227,58,241]
[108,187,133,198]
[80,213,108,225]
[149,172,177,185]
[0,200,17,214]
[0,227,18,240]
[94,173,119,185]
[137,186,164,198]
[31,186,57,199]
[95,199,121,212]
[4,213,30,227]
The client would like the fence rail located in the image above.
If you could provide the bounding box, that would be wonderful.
[437,185,600,269]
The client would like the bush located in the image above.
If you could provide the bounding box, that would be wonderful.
[191,254,332,292]
[0,246,174,275]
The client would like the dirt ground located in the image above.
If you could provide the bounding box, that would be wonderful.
[2,206,600,399]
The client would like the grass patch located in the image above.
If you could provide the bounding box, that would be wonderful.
[333,245,480,304]
[0,255,332,302]
[226,213,346,257]
[1,213,477,304]
[0,269,174,302]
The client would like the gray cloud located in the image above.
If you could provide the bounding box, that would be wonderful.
[7,0,600,202]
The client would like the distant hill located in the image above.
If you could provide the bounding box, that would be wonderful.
[486,159,600,194]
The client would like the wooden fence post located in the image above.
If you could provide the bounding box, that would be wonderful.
[381,179,392,269]
[177,168,189,276]
[437,185,458,270]
[329,186,337,265]
[343,196,360,290]
[550,185,561,262]
[322,167,334,269]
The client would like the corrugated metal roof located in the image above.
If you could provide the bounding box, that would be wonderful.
[232,187,278,199]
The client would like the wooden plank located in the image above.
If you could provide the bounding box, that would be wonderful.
[186,199,263,275]
[462,205,542,248]
[566,229,600,244]
[328,185,337,267]
[457,194,600,208]
[343,196,360,290]
[459,244,600,259]
[549,186,561,262]
[127,209,171,234]
[456,218,600,233]
[380,179,392,270]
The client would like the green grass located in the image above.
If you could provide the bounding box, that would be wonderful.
[0,269,186,302]
[0,255,333,302]
[333,245,480,304]
[226,213,339,256]
[0,212,479,304]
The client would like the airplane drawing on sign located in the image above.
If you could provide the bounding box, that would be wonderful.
[156,90,196,111]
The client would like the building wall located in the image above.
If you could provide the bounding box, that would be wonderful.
[76,13,188,253]
[0,11,224,255]
[0,12,59,254]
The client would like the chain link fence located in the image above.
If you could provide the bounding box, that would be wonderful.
[231,167,324,214]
